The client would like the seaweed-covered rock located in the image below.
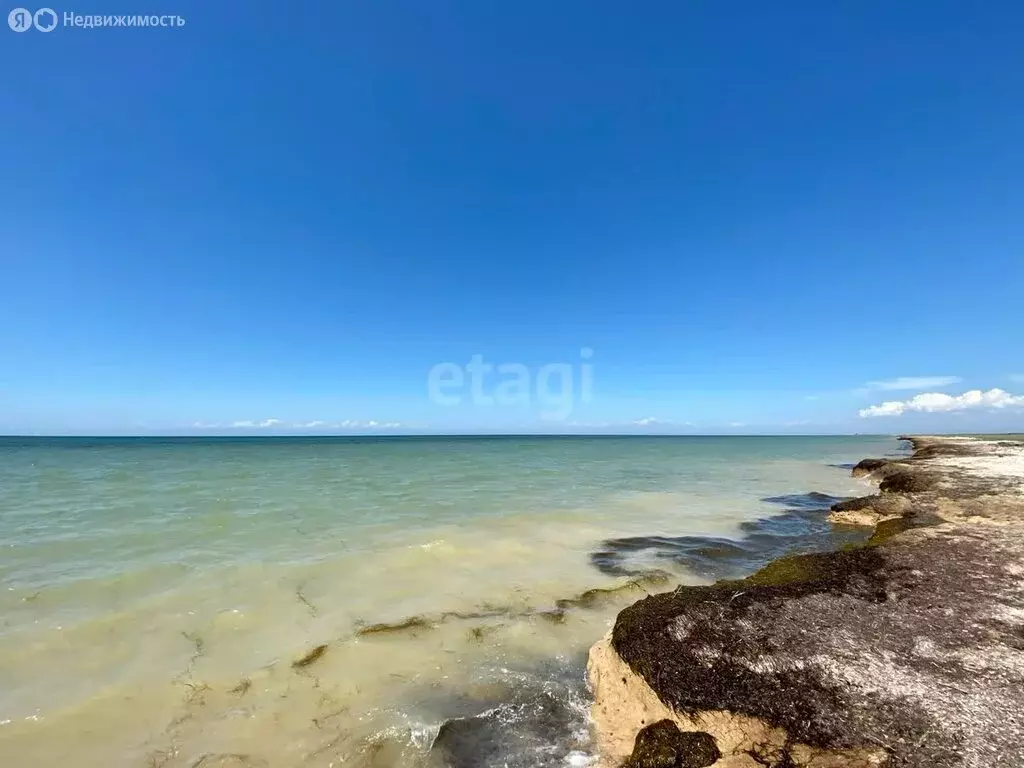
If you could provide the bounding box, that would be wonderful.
[877,469,938,493]
[829,495,877,514]
[828,493,910,526]
[589,436,1024,768]
[850,458,892,478]
[621,720,720,768]
[598,525,1024,766]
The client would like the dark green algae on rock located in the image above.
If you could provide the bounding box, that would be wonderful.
[621,720,721,768]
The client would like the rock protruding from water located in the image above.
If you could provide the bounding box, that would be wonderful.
[589,436,1024,768]
[428,687,582,768]
[621,720,720,768]
[850,457,892,477]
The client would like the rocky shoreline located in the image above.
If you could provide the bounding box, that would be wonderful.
[587,436,1024,768]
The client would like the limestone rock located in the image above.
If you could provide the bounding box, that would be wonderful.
[709,757,761,768]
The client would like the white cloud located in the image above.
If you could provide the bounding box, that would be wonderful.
[628,417,698,428]
[194,419,406,430]
[229,418,281,428]
[859,388,1024,418]
[564,419,696,430]
[331,420,404,429]
[327,420,406,430]
[865,376,962,391]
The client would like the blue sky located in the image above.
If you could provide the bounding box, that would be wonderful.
[2,1,1023,435]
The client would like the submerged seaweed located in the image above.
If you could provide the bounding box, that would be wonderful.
[353,571,674,640]
[590,492,867,582]
[761,491,849,509]
[291,644,328,669]
[357,616,435,636]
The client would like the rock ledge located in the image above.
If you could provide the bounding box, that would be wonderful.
[588,436,1024,768]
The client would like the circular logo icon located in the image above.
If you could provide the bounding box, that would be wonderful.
[34,7,57,31]
[8,7,33,31]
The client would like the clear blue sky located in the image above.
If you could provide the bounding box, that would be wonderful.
[2,1,1023,435]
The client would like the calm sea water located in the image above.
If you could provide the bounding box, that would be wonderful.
[0,435,897,767]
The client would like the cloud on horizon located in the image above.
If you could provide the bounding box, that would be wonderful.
[859,388,1024,418]
[865,376,962,391]
[564,417,697,429]
[193,419,407,430]
[230,419,282,428]
[632,416,659,426]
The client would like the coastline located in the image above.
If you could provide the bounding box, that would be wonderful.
[1,436,886,768]
[587,435,1024,768]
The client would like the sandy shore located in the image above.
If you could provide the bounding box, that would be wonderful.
[588,435,1024,768]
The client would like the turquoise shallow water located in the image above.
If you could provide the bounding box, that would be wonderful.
[0,435,898,767]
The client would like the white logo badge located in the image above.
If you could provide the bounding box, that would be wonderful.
[33,6,56,30]
[8,6,57,31]
[8,7,32,30]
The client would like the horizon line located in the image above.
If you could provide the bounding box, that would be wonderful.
[1,432,903,439]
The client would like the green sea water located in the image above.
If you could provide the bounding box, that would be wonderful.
[0,435,899,767]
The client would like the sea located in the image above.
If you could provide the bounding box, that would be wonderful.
[0,435,900,768]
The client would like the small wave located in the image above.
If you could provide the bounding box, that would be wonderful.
[427,664,591,768]
[564,751,595,767]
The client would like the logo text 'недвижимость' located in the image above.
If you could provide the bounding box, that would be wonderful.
[8,8,185,31]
